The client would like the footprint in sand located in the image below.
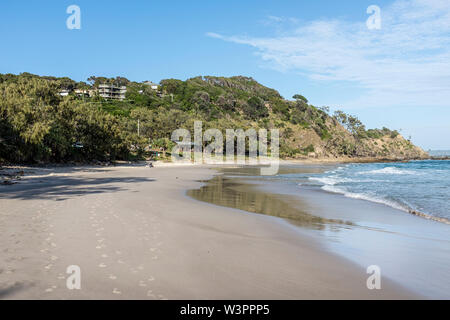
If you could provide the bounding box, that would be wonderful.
[138,280,147,287]
[148,276,155,282]
[147,290,156,298]
[109,274,117,280]
[5,268,15,274]
[101,254,108,258]
[44,286,57,293]
[98,263,107,268]
[112,288,122,295]
[50,255,58,261]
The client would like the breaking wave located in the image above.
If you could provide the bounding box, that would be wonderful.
[306,161,450,225]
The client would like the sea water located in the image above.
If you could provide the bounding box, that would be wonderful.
[189,160,450,298]
[305,160,450,223]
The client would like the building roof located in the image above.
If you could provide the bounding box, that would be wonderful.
[143,81,159,86]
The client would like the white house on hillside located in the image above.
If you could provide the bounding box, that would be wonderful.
[59,89,70,97]
[143,81,159,90]
[98,84,127,100]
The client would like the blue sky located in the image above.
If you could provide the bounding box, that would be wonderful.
[1,0,449,149]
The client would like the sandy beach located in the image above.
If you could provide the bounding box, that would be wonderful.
[0,164,417,299]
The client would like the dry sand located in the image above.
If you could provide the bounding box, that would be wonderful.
[0,164,416,299]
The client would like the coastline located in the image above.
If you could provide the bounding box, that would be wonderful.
[187,165,449,298]
[0,155,434,188]
[0,164,417,299]
[283,159,450,225]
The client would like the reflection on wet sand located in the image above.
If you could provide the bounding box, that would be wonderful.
[188,175,354,231]
[218,165,332,176]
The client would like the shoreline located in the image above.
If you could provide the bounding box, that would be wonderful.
[0,154,435,169]
[2,159,449,226]
[318,183,450,225]
[0,156,439,185]
[0,164,418,299]
[186,166,449,298]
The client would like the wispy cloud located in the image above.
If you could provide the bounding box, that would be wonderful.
[207,0,450,108]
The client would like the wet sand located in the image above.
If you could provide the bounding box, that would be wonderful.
[188,165,449,299]
[0,164,416,299]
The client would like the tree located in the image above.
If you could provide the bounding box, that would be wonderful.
[114,76,130,87]
[333,110,366,138]
[319,106,330,113]
[333,110,348,126]
[243,97,269,120]
[347,115,366,138]
[293,94,308,103]
[160,79,185,95]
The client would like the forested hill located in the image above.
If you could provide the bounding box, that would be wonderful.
[0,73,427,164]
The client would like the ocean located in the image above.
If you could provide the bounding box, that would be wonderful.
[303,160,450,224]
[189,159,450,298]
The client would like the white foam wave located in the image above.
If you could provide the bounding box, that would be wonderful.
[323,166,346,175]
[309,176,380,185]
[321,185,408,212]
[309,165,449,225]
[321,184,347,194]
[309,176,341,185]
[358,167,417,175]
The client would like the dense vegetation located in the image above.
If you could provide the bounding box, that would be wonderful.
[0,73,425,164]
